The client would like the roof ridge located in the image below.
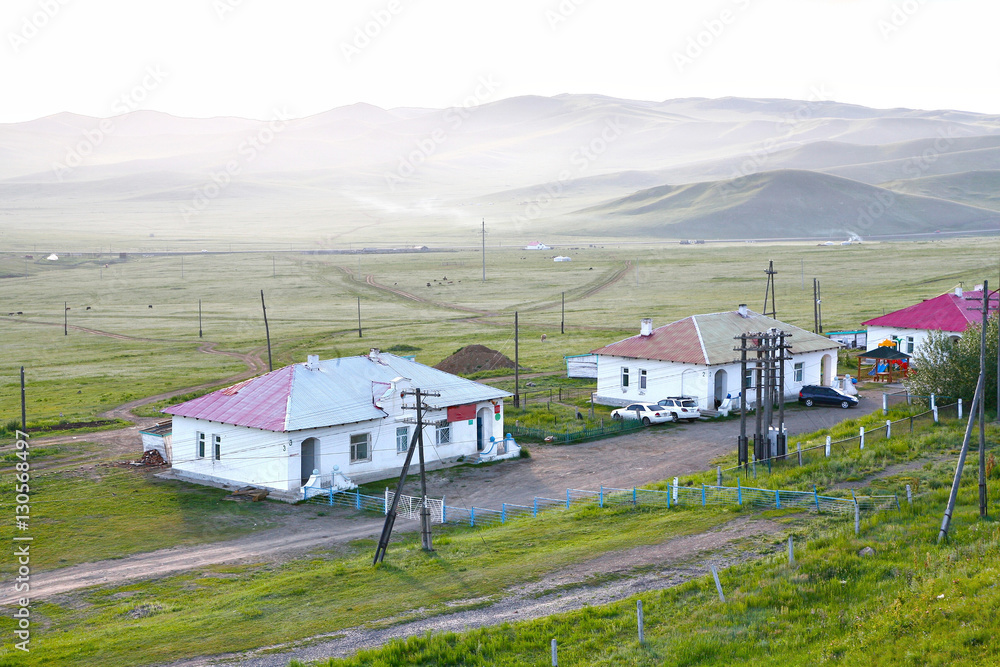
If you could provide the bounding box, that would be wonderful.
[691,315,709,364]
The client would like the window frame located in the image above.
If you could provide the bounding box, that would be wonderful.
[396,426,410,454]
[639,368,647,390]
[621,367,630,388]
[436,422,451,445]
[213,434,221,461]
[196,431,205,459]
[793,362,804,383]
[350,431,371,463]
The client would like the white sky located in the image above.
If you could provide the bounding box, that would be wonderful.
[1,0,998,123]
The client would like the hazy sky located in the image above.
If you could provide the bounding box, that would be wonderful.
[2,0,997,123]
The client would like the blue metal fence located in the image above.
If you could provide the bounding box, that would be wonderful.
[303,481,898,526]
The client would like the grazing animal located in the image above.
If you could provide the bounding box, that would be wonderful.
[17,311,22,315]
[85,306,91,310]
[540,334,547,341]
[426,282,431,287]
[148,305,153,308]
[576,410,584,420]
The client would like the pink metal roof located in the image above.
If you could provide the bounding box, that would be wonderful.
[165,365,295,431]
[862,290,999,333]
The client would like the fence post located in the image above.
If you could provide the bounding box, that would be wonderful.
[566,488,571,509]
[814,486,820,513]
[356,488,361,510]
[328,488,334,506]
[711,565,726,603]
[637,600,645,645]
[384,487,389,514]
[859,427,865,450]
[470,506,476,527]
[599,486,604,508]
[797,443,802,466]
[702,484,706,506]
[442,501,447,524]
[737,478,742,505]
[930,393,936,411]
[854,501,860,536]
[673,477,678,503]
[825,436,831,457]
[882,392,888,415]
[633,487,637,507]
[909,416,913,433]
[886,419,891,439]
[717,466,722,487]
[502,503,507,523]
[958,398,963,420]
[551,638,558,666]
[933,406,939,423]
[906,484,912,505]
[533,498,538,517]
[752,456,757,479]
[775,489,781,509]
[788,535,794,565]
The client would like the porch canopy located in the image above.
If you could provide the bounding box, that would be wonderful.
[856,347,911,382]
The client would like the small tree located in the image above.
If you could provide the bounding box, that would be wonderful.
[905,316,999,412]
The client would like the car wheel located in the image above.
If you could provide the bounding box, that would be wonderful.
[612,413,622,420]
[642,417,651,426]
[841,400,850,409]
[669,413,678,422]
[804,398,814,407]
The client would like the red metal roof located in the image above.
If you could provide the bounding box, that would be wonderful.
[862,290,999,333]
[593,317,707,364]
[165,365,295,431]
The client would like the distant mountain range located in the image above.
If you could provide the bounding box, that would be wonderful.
[2,94,999,243]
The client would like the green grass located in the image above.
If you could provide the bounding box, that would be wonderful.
[1,238,997,424]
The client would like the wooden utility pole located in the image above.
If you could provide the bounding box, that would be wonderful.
[20,366,26,432]
[736,334,749,469]
[357,297,362,338]
[561,292,565,334]
[939,378,983,543]
[374,423,421,565]
[816,279,823,333]
[260,290,273,372]
[415,388,433,551]
[64,302,68,336]
[763,260,777,319]
[198,299,203,338]
[974,280,989,517]
[514,311,520,408]
[813,279,819,333]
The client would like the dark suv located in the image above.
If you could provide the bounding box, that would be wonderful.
[798,385,858,409]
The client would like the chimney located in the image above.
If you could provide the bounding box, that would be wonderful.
[305,354,319,370]
[738,304,748,318]
[640,318,653,336]
[369,347,381,361]
[974,284,984,292]
[955,286,963,298]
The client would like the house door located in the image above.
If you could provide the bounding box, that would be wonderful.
[714,369,727,409]
[301,437,318,484]
[477,407,491,452]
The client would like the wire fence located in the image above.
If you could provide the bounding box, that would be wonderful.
[507,418,644,444]
[303,481,899,528]
[714,400,959,485]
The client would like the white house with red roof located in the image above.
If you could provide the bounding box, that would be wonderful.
[590,307,842,411]
[861,287,999,355]
[163,349,513,499]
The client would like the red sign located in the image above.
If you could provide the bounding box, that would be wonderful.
[447,404,477,422]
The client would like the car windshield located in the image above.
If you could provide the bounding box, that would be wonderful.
[679,399,697,408]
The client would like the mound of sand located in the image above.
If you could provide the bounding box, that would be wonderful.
[434,345,523,376]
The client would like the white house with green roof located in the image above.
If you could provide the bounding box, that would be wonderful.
[590,307,842,411]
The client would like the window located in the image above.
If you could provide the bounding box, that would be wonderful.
[350,432,371,462]
[906,336,914,354]
[743,369,754,389]
[794,362,804,383]
[196,432,205,459]
[639,369,647,390]
[436,423,451,445]
[213,434,221,461]
[396,426,409,454]
[621,367,630,388]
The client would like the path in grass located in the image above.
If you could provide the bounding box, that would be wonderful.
[0,508,386,606]
[173,514,785,667]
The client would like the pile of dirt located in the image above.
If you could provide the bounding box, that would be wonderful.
[434,345,524,376]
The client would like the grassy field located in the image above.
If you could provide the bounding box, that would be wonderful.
[1,238,998,425]
[0,411,994,665]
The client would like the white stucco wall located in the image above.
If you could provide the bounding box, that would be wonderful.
[865,326,949,355]
[170,399,505,492]
[593,350,838,411]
